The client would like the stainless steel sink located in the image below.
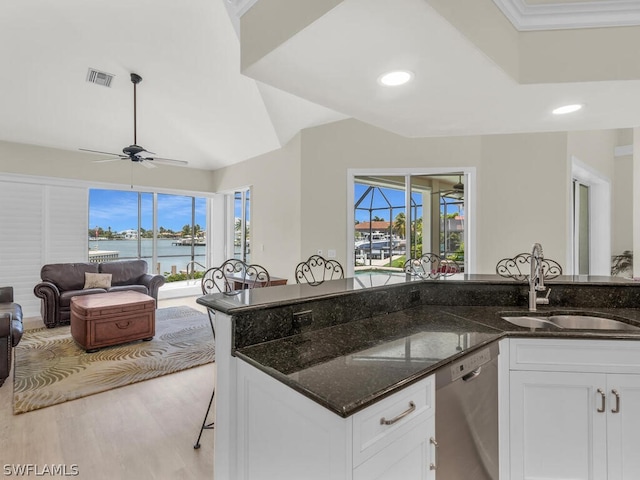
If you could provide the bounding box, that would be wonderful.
[501,316,557,329]
[501,314,640,331]
[546,315,640,331]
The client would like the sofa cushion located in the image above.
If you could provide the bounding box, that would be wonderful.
[41,263,99,292]
[83,272,112,289]
[61,289,107,308]
[108,285,148,295]
[99,260,148,286]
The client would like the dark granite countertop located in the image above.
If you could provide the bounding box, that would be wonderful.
[235,304,640,417]
[197,273,639,315]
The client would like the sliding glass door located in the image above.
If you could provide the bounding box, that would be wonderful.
[352,172,467,274]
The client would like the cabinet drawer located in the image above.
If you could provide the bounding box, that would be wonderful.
[352,375,434,466]
[510,338,640,373]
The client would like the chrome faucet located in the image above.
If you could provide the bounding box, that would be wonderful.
[529,243,551,311]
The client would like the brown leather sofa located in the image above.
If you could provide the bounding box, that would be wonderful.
[33,260,165,328]
[1,286,23,387]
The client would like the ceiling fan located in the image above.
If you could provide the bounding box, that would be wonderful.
[80,73,188,169]
[432,174,464,199]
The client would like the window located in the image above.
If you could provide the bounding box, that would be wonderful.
[88,189,208,280]
[351,171,470,275]
[234,189,251,263]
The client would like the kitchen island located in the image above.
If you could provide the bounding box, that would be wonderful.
[197,274,640,480]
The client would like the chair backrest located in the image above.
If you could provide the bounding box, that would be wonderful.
[496,253,562,281]
[201,259,271,295]
[295,255,344,285]
[403,253,460,279]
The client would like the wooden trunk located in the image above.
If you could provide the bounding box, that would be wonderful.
[70,291,155,352]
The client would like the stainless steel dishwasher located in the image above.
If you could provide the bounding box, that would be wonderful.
[434,342,500,480]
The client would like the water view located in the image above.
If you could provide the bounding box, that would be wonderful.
[89,238,206,277]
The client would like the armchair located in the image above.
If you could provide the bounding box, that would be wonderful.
[0,286,23,387]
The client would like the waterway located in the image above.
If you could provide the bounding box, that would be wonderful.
[89,238,206,276]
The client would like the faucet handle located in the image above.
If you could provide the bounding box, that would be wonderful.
[536,287,551,305]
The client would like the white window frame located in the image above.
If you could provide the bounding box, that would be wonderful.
[569,156,611,276]
[347,167,476,277]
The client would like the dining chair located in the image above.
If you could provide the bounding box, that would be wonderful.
[294,255,344,286]
[403,253,460,279]
[193,259,271,449]
[496,253,562,282]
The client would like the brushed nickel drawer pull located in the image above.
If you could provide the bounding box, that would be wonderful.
[612,389,620,414]
[429,436,438,471]
[380,401,416,425]
[597,388,606,413]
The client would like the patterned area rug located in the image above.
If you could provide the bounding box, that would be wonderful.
[13,306,214,414]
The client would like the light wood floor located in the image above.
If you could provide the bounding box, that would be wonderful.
[0,297,216,480]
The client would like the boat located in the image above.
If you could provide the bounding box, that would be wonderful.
[355,232,403,251]
[173,236,206,246]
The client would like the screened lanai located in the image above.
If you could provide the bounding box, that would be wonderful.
[353,174,465,272]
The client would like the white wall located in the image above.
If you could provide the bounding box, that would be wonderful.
[478,132,568,273]
[212,134,303,281]
[300,119,569,274]
[613,155,633,255]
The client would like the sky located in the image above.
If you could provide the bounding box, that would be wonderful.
[355,183,419,223]
[89,189,207,232]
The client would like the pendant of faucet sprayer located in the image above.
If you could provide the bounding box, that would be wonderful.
[529,243,550,311]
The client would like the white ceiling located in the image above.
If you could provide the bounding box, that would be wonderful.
[243,0,640,140]
[0,0,343,170]
[1,0,640,171]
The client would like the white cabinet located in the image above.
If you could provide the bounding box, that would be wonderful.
[606,374,640,480]
[235,359,436,480]
[510,370,607,479]
[353,417,435,480]
[509,339,640,480]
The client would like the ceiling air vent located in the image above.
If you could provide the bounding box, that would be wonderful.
[86,68,114,87]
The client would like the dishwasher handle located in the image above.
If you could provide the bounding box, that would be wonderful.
[461,366,482,383]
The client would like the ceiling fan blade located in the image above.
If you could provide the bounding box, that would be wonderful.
[147,157,189,167]
[79,148,123,157]
[93,158,125,164]
[139,159,157,169]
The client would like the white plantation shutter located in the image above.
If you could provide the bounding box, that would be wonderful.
[44,185,88,263]
[0,179,87,318]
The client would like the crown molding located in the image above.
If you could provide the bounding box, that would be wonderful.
[493,0,640,31]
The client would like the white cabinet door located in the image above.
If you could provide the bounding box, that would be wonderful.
[353,415,435,480]
[606,374,640,480]
[510,370,608,480]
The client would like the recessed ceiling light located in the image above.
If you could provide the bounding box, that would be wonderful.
[378,70,414,87]
[552,104,583,115]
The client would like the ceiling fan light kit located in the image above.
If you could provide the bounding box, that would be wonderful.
[80,72,188,168]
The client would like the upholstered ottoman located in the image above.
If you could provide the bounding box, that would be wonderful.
[70,291,155,352]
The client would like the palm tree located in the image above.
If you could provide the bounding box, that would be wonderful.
[393,212,405,238]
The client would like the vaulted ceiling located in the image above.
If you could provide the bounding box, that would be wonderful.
[1,0,639,171]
